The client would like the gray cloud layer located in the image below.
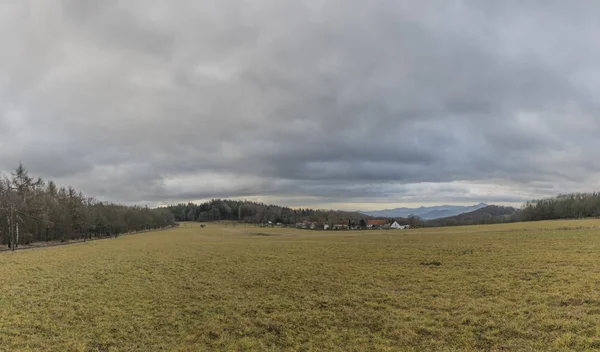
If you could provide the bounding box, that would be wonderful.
[1,1,599,209]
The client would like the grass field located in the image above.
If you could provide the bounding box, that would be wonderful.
[3,220,600,351]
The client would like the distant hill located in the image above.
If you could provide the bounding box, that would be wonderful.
[361,203,488,220]
[426,205,519,226]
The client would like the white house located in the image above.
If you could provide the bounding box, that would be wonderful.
[391,221,409,229]
[323,224,330,230]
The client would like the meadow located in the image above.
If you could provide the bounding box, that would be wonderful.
[3,220,600,351]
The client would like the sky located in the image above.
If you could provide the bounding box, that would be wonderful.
[1,1,600,211]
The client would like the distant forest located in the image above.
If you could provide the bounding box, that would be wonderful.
[520,193,600,221]
[165,199,368,225]
[170,194,600,228]
[0,164,175,250]
[165,200,517,228]
[403,193,600,226]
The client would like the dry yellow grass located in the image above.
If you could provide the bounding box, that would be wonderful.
[3,220,600,351]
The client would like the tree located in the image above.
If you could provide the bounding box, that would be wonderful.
[0,164,176,248]
[163,199,370,226]
[359,219,367,229]
[407,215,420,228]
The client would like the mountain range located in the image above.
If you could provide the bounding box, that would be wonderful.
[360,203,489,220]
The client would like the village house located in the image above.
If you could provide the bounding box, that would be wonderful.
[391,221,410,229]
[296,221,316,229]
[367,219,387,229]
[333,224,349,230]
[295,222,308,229]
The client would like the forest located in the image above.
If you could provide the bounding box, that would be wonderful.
[425,193,600,225]
[6,160,600,251]
[0,164,175,249]
[520,193,600,221]
[165,200,518,228]
[165,199,367,225]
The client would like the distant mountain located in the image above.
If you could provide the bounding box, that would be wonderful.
[427,205,519,226]
[361,203,488,220]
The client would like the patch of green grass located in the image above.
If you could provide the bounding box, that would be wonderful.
[3,220,600,350]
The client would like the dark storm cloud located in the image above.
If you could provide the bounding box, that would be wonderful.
[1,0,599,207]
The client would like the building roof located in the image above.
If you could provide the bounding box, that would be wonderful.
[368,219,387,226]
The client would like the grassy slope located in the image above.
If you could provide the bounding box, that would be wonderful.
[3,220,600,350]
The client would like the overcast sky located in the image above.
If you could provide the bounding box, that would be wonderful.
[1,1,599,210]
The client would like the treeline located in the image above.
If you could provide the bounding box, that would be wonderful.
[165,199,367,224]
[520,193,600,221]
[0,164,175,249]
[425,205,519,227]
[165,199,523,228]
[421,192,600,226]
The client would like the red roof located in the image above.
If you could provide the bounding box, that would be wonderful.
[367,220,387,226]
